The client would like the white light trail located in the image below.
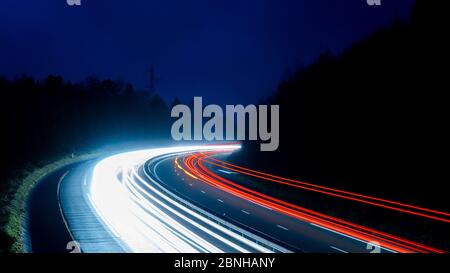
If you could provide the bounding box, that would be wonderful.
[89,144,277,253]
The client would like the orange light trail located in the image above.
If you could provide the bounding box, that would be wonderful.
[175,157,198,179]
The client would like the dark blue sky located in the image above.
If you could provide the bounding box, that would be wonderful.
[0,0,415,104]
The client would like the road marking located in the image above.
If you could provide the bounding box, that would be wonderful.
[309,223,395,253]
[217,199,224,203]
[241,210,250,215]
[330,246,348,253]
[276,224,289,231]
[57,170,71,199]
[249,200,272,210]
[56,170,77,243]
[218,169,236,175]
[60,170,70,184]
[201,190,206,194]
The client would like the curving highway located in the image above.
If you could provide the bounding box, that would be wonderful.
[25,144,445,253]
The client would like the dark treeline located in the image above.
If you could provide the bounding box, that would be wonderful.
[0,75,171,187]
[0,75,172,250]
[232,1,449,210]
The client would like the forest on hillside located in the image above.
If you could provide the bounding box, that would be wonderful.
[226,0,449,250]
[233,0,448,209]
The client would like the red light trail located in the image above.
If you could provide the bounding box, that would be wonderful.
[203,156,450,223]
[174,151,446,253]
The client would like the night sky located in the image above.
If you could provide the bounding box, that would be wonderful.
[0,0,415,104]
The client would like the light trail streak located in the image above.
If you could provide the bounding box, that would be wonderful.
[181,152,444,253]
[89,145,282,253]
[203,156,450,222]
[87,144,444,253]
